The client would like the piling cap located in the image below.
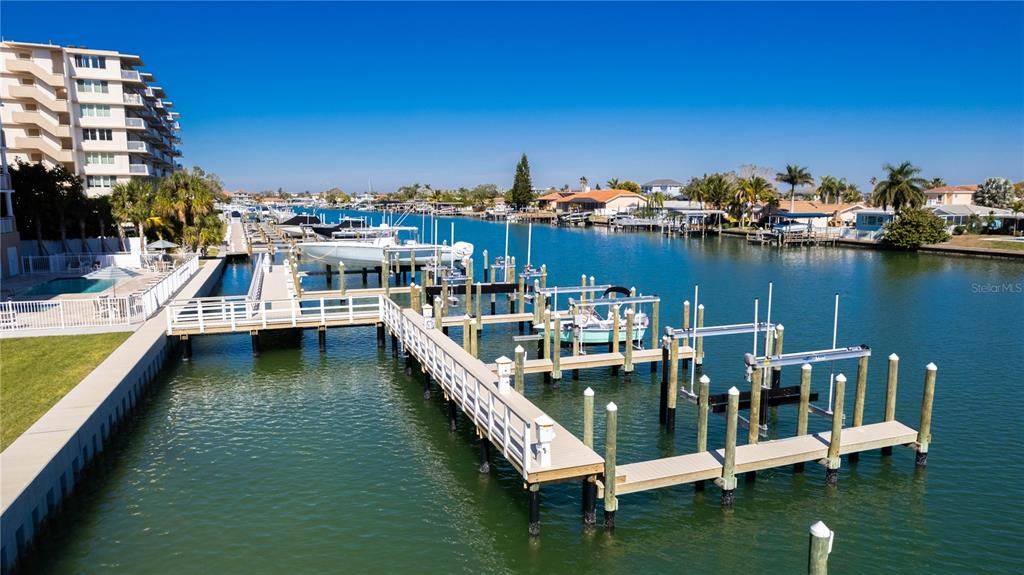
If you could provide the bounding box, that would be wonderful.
[698,304,705,309]
[810,521,831,538]
[889,353,900,361]
[514,345,525,353]
[684,300,690,305]
[495,355,511,365]
[836,373,847,383]
[802,363,812,371]
[775,324,784,332]
[584,387,594,397]
[926,362,937,371]
[699,374,711,384]
[607,402,618,412]
[728,386,739,396]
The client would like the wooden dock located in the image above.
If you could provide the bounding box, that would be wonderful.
[487,348,676,375]
[610,420,917,496]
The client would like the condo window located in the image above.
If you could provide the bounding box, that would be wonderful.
[87,175,115,188]
[80,104,111,118]
[75,55,106,68]
[76,79,109,94]
[86,153,115,165]
[83,128,113,141]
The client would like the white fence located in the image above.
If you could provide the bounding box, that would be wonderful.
[21,252,143,275]
[166,293,382,334]
[380,298,532,478]
[1,255,200,333]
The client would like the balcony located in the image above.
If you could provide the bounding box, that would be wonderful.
[125,117,146,130]
[123,93,143,105]
[8,85,69,113]
[11,111,71,138]
[121,69,142,82]
[127,140,150,153]
[13,137,74,163]
[0,216,15,234]
[5,59,64,87]
[129,164,150,176]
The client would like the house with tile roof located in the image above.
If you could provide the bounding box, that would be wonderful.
[924,185,977,207]
[556,189,647,215]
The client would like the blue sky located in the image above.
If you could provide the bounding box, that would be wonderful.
[4,1,1023,193]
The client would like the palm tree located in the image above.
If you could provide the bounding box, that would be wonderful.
[871,161,928,213]
[737,176,772,227]
[775,165,814,212]
[579,176,588,190]
[606,178,621,189]
[841,182,863,203]
[649,190,666,210]
[817,175,844,204]
[110,178,156,253]
[927,177,946,190]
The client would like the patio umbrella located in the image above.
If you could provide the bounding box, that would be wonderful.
[147,239,179,251]
[85,265,141,297]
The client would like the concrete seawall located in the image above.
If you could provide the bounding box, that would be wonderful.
[0,257,227,573]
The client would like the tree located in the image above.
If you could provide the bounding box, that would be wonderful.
[816,175,845,204]
[649,191,666,210]
[702,173,735,211]
[606,178,621,189]
[110,178,156,253]
[841,182,863,203]
[871,161,927,213]
[775,165,814,211]
[882,208,950,249]
[9,160,83,254]
[973,177,1014,208]
[736,176,772,227]
[322,187,350,205]
[579,176,588,190]
[619,181,641,194]
[508,153,534,209]
[927,177,946,190]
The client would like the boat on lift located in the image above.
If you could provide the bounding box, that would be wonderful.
[297,225,474,268]
[535,286,649,345]
[278,214,322,238]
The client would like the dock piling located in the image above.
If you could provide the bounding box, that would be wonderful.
[528,484,541,537]
[825,374,846,485]
[582,387,596,525]
[514,345,525,393]
[610,304,621,375]
[479,436,490,474]
[881,353,900,456]
[850,355,869,463]
[250,330,260,357]
[650,300,659,373]
[772,324,784,388]
[667,335,679,431]
[749,367,763,445]
[470,318,479,358]
[623,308,635,381]
[551,312,562,381]
[695,304,705,375]
[720,386,739,506]
[808,521,833,575]
[317,326,326,352]
[916,363,937,466]
[482,250,489,282]
[795,363,812,472]
[659,335,669,423]
[181,335,192,361]
[604,402,618,530]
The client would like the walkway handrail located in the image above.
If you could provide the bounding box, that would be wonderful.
[379,297,532,478]
[167,293,382,335]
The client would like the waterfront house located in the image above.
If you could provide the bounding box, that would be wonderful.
[641,179,685,196]
[556,189,647,216]
[536,191,571,211]
[778,201,868,226]
[924,185,977,207]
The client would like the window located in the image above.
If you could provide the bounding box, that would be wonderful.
[80,104,111,118]
[87,175,115,188]
[76,79,109,93]
[82,128,113,141]
[75,55,106,68]
[86,153,115,165]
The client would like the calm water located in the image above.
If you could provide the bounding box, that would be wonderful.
[27,213,1024,574]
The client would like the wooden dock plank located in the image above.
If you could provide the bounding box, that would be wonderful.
[485,348,682,374]
[440,312,534,327]
[611,421,918,496]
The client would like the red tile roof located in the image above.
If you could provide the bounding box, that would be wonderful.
[556,189,646,204]
[925,185,977,194]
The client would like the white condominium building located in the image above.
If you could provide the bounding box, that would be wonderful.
[0,41,182,197]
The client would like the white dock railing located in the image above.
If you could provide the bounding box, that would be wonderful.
[1,255,200,333]
[21,252,143,275]
[166,293,383,334]
[380,297,532,478]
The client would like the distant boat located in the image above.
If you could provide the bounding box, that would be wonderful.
[298,225,474,268]
[278,214,321,238]
[535,302,649,345]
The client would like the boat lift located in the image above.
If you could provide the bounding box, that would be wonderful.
[744,344,871,417]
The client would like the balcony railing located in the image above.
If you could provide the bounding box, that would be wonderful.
[123,93,143,105]
[120,69,141,82]
[127,140,149,153]
[125,117,145,129]
[129,164,150,175]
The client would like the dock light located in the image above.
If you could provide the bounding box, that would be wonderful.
[535,415,556,468]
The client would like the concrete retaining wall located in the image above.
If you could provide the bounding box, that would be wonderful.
[0,257,226,573]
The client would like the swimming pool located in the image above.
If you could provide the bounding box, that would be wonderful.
[22,278,116,296]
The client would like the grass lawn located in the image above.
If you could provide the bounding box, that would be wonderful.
[941,234,1024,252]
[0,332,131,450]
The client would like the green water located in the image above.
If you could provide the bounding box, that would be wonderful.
[27,216,1024,573]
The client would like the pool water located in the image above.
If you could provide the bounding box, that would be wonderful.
[22,278,116,296]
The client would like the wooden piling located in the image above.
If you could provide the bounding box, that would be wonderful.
[794,363,812,472]
[772,324,784,388]
[338,261,347,296]
[250,330,260,357]
[465,258,474,317]
[582,388,597,525]
[666,335,679,432]
[623,308,634,379]
[604,402,618,530]
[808,521,832,575]
[382,258,391,297]
[325,264,332,287]
[463,316,472,352]
[433,296,442,331]
[916,363,937,466]
[517,273,526,331]
[695,304,705,370]
[540,264,547,289]
[659,335,669,423]
[551,312,562,381]
[542,309,552,360]
[514,345,525,392]
[697,374,710,452]
[682,300,691,349]
[470,318,479,358]
[479,436,490,474]
[482,249,489,282]
[853,355,868,427]
[475,282,483,319]
[825,374,846,485]
[748,367,764,444]
[720,386,739,506]
[884,354,899,422]
[580,274,587,305]
[528,483,541,537]
[650,300,660,373]
[317,326,326,352]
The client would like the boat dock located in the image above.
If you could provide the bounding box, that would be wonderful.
[166,237,939,536]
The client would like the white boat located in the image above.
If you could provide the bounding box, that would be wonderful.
[298,225,474,268]
[535,306,649,345]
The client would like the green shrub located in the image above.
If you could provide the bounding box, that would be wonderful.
[882,208,950,249]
